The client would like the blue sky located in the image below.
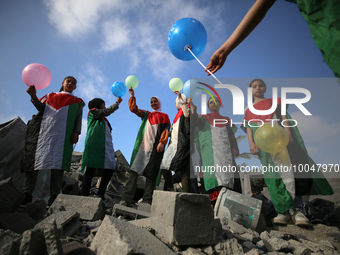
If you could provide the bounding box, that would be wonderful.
[1,0,339,167]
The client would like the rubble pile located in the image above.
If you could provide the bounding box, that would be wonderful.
[1,150,340,255]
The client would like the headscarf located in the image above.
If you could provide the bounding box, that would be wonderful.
[151,96,162,112]
[176,94,187,110]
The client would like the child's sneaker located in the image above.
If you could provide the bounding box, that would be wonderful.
[273,211,291,225]
[292,210,311,227]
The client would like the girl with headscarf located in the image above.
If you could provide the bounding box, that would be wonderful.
[160,91,197,193]
[195,96,241,205]
[121,88,170,206]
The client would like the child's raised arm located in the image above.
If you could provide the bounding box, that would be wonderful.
[27,85,44,111]
[128,88,145,118]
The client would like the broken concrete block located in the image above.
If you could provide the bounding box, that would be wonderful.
[0,212,36,234]
[0,178,24,213]
[201,246,214,255]
[113,204,150,219]
[19,228,47,255]
[62,241,95,255]
[287,239,311,255]
[35,211,81,237]
[40,220,63,255]
[48,194,105,221]
[21,198,47,221]
[62,175,80,195]
[115,150,130,170]
[0,229,21,255]
[71,151,82,163]
[182,247,206,255]
[150,191,215,246]
[127,218,151,228]
[263,237,289,252]
[300,239,337,254]
[86,220,102,230]
[91,215,175,255]
[0,117,27,191]
[239,231,261,243]
[137,202,151,213]
[213,238,243,254]
[241,240,257,253]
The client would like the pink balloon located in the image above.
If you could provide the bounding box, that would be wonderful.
[22,63,52,90]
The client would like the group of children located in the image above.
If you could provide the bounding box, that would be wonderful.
[21,76,333,228]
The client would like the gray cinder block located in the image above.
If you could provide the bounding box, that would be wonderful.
[150,191,215,246]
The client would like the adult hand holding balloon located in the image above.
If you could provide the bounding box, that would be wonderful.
[125,75,139,89]
[168,18,207,61]
[254,124,289,154]
[169,78,183,92]
[111,82,126,97]
[22,63,52,90]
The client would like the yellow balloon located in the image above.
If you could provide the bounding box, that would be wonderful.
[254,124,289,153]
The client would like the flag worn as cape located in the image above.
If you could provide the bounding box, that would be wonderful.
[130,111,170,182]
[244,98,333,214]
[160,107,190,172]
[196,112,238,191]
[22,92,84,172]
[81,110,116,173]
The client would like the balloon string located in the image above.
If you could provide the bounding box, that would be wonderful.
[187,47,222,85]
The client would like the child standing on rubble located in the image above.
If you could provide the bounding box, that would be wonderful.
[160,91,197,193]
[120,87,170,206]
[21,76,85,206]
[244,78,333,226]
[81,97,122,200]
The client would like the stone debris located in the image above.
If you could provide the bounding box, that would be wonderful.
[91,215,176,255]
[113,203,151,219]
[151,191,215,246]
[0,178,24,213]
[0,150,339,254]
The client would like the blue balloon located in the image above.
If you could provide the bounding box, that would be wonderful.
[183,79,201,99]
[111,81,126,97]
[168,18,207,61]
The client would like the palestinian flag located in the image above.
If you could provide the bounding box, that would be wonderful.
[22,92,84,172]
[161,107,190,172]
[244,98,333,213]
[296,0,340,78]
[196,112,238,191]
[130,111,170,182]
[81,111,116,173]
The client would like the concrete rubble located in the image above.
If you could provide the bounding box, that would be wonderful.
[0,150,340,254]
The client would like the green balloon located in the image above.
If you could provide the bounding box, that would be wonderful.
[125,75,139,89]
[169,78,183,92]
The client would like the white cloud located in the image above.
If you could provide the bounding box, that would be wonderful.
[77,63,108,102]
[44,0,226,82]
[101,19,131,52]
[43,0,121,38]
